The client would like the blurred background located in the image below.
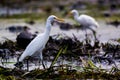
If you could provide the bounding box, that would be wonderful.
[0,0,120,18]
[0,0,120,42]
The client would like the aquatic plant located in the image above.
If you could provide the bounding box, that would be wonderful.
[0,33,120,79]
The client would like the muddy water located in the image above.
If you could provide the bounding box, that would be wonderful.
[0,19,120,43]
[0,19,120,70]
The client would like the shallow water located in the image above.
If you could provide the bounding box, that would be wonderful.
[0,57,120,71]
[0,19,120,71]
[0,19,120,43]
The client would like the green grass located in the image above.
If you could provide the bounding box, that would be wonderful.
[0,13,47,20]
[0,64,119,80]
[50,46,68,68]
[0,10,120,21]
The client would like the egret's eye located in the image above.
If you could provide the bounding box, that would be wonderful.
[51,21,54,25]
[54,17,56,18]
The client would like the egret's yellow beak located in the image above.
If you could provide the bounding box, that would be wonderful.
[55,17,65,22]
[67,11,73,17]
[68,11,73,15]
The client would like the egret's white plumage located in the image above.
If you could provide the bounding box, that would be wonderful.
[70,10,99,39]
[15,15,64,68]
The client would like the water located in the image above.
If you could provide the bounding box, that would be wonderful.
[0,19,120,70]
[0,19,120,42]
[0,8,31,16]
[1,57,120,71]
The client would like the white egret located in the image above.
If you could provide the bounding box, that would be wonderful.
[69,9,99,40]
[14,15,64,69]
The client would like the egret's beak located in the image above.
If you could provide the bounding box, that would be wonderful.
[68,11,73,15]
[55,17,65,22]
[67,11,73,17]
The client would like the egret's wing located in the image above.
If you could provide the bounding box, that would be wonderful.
[19,33,45,61]
[78,14,99,27]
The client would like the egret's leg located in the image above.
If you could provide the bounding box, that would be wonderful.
[14,61,23,69]
[85,30,87,39]
[40,52,45,69]
[85,30,89,43]
[92,30,97,41]
[26,56,30,71]
[27,60,29,71]
[14,55,23,69]
[88,28,97,41]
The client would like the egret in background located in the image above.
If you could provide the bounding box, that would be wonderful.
[14,15,64,69]
[69,9,99,41]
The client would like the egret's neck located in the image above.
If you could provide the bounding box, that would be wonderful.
[73,12,79,22]
[45,20,52,35]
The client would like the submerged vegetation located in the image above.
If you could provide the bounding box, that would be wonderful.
[0,65,120,80]
[0,34,120,79]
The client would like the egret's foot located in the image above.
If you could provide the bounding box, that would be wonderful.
[42,61,46,69]
[14,62,23,69]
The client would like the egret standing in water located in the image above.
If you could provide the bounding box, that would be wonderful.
[15,15,64,69]
[69,10,99,40]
